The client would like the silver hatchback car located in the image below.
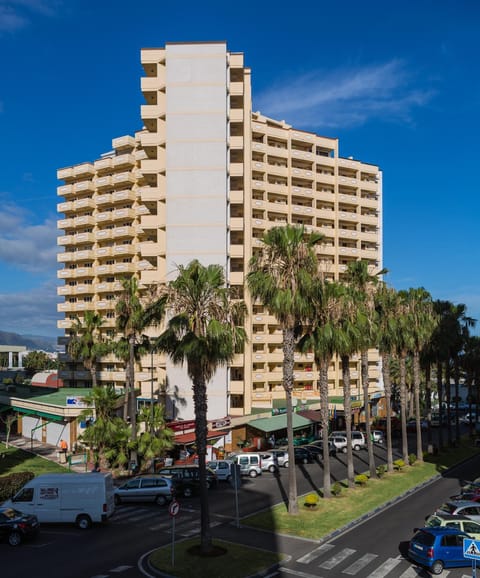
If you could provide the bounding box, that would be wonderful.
[260,450,288,472]
[114,475,177,506]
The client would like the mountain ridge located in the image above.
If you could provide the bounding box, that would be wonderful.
[0,330,58,352]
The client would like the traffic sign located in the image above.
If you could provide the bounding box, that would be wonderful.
[169,500,180,517]
[464,538,480,560]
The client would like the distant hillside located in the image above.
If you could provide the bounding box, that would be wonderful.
[0,331,58,352]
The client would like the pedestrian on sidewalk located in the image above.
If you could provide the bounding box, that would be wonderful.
[60,439,68,453]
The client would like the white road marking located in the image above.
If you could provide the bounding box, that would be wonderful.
[281,568,324,578]
[342,552,378,574]
[368,557,403,577]
[319,548,356,569]
[297,543,334,564]
[110,566,133,572]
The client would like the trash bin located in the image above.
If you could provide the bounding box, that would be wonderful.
[59,452,67,464]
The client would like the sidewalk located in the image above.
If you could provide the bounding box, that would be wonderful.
[2,434,91,473]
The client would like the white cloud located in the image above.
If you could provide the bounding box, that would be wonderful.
[0,0,60,32]
[0,202,58,273]
[255,59,434,129]
[0,279,59,336]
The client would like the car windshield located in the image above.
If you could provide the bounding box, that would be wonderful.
[425,516,442,527]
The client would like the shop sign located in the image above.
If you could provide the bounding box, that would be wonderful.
[210,417,231,430]
[168,420,196,432]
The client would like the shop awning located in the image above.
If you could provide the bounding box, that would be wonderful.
[248,413,313,434]
[174,429,228,446]
[297,410,322,423]
[12,406,63,422]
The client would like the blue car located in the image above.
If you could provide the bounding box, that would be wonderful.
[408,527,472,574]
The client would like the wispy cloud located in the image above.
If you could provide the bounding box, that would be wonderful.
[0,0,61,32]
[0,201,58,273]
[255,59,434,129]
[0,279,59,336]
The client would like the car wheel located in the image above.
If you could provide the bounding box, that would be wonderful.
[76,514,92,530]
[342,447,347,454]
[302,457,308,464]
[114,494,121,505]
[431,560,444,575]
[353,444,360,451]
[8,531,22,546]
[183,487,193,498]
[284,461,289,468]
[269,465,276,473]
[249,469,258,478]
[156,495,167,506]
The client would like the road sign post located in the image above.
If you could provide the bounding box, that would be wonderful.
[463,538,480,578]
[169,500,180,567]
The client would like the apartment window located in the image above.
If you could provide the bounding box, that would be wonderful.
[106,312,115,319]
[230,395,244,409]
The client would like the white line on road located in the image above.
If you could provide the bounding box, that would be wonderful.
[368,557,402,577]
[319,547,356,569]
[342,552,378,574]
[297,543,334,564]
[281,568,325,578]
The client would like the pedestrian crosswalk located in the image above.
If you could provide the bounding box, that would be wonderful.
[110,505,222,537]
[280,542,475,577]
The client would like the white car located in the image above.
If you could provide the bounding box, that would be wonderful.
[328,435,347,453]
[259,450,288,472]
[206,459,233,481]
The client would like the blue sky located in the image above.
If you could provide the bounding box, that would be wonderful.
[0,0,479,337]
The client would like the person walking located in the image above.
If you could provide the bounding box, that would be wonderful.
[59,439,68,463]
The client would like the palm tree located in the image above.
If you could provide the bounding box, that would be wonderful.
[336,287,362,488]
[69,311,107,388]
[115,276,166,468]
[404,287,437,462]
[299,278,343,498]
[396,290,413,465]
[156,260,246,554]
[137,404,175,470]
[344,260,385,479]
[375,283,398,473]
[247,224,323,514]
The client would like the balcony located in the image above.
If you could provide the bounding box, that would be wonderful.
[229,163,244,177]
[114,262,136,274]
[113,244,137,256]
[94,246,113,258]
[141,76,165,91]
[229,109,243,123]
[229,135,244,149]
[94,157,113,172]
[138,186,164,201]
[229,244,243,258]
[93,176,113,189]
[112,172,136,186]
[112,189,136,203]
[139,241,161,257]
[140,131,165,147]
[229,271,244,285]
[95,264,114,276]
[73,163,95,178]
[141,104,163,120]
[112,135,135,150]
[96,281,123,293]
[73,198,95,211]
[57,201,73,213]
[229,217,244,231]
[113,154,135,169]
[112,226,135,239]
[57,184,74,197]
[57,167,74,180]
[229,81,244,95]
[96,193,112,206]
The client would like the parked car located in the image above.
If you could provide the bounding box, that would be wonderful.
[450,491,480,503]
[371,430,384,443]
[305,441,337,457]
[114,475,177,506]
[328,435,347,453]
[156,465,217,496]
[283,447,314,467]
[408,526,471,574]
[231,453,263,477]
[425,513,480,539]
[0,506,40,546]
[259,450,288,472]
[331,430,366,450]
[206,459,233,481]
[460,412,478,424]
[434,500,480,523]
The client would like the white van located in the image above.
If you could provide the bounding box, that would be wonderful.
[3,473,115,529]
[231,453,263,477]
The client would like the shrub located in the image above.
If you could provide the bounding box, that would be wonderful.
[0,471,35,502]
[331,481,343,496]
[304,493,319,508]
[408,453,417,466]
[2,378,13,386]
[393,459,405,470]
[377,464,386,478]
[355,474,369,486]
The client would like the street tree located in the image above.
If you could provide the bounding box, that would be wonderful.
[247,224,323,514]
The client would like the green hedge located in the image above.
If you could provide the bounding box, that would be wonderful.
[0,471,35,502]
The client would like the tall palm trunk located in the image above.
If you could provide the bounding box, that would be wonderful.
[382,352,394,473]
[192,372,212,551]
[283,326,298,514]
[361,350,376,478]
[318,359,331,498]
[413,351,423,462]
[437,360,444,451]
[341,354,355,488]
[454,357,461,443]
[445,361,452,446]
[425,363,434,453]
[399,351,409,464]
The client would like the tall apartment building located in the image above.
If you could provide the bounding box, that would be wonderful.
[57,42,383,426]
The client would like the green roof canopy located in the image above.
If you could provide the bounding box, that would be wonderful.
[248,413,313,434]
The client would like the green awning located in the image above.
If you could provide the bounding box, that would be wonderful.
[12,407,63,422]
[248,413,313,434]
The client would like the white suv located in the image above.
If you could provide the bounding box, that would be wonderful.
[331,431,366,451]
